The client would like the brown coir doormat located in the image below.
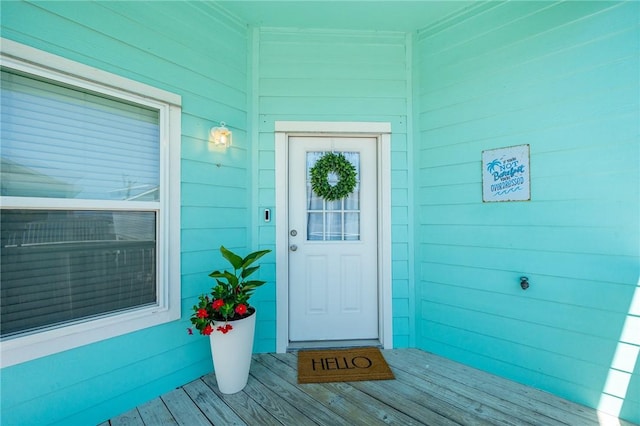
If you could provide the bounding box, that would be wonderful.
[297,347,394,384]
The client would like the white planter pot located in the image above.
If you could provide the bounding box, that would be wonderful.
[208,309,257,394]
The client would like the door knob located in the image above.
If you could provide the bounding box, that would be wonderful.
[289,244,298,251]
[290,229,297,237]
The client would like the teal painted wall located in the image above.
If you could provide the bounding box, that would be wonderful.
[414,2,639,422]
[0,1,257,424]
[1,1,638,424]
[254,28,414,349]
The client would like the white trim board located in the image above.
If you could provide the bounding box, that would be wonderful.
[274,121,393,353]
[275,121,391,134]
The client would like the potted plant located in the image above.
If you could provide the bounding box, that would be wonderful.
[188,245,271,394]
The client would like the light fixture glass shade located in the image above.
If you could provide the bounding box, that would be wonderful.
[210,122,232,147]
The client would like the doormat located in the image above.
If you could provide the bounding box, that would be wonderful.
[297,347,394,384]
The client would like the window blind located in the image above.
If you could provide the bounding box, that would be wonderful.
[0,69,160,200]
[1,210,157,337]
[0,69,161,338]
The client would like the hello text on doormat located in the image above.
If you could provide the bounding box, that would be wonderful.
[297,347,395,384]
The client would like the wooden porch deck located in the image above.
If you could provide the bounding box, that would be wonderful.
[102,348,633,426]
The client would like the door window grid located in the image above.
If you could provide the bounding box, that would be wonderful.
[306,151,360,241]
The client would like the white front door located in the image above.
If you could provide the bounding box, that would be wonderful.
[288,136,378,342]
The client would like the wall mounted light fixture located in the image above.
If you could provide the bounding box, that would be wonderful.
[210,122,232,148]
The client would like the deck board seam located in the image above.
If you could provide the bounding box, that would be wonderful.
[105,349,631,426]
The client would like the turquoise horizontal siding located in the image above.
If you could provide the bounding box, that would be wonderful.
[414,1,639,423]
[2,1,637,424]
[0,1,251,425]
[255,27,413,349]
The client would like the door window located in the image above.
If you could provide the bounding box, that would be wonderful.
[306,151,360,241]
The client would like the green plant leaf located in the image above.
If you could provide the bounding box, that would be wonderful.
[225,271,238,287]
[241,249,271,269]
[220,245,243,270]
[243,280,266,290]
[241,265,259,279]
[208,270,223,278]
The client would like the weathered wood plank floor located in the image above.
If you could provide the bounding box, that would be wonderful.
[103,348,633,426]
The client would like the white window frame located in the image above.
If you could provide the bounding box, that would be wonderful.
[0,39,181,367]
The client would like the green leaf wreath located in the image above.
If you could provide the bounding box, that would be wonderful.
[310,152,357,201]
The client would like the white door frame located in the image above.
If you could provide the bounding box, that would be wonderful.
[274,121,392,353]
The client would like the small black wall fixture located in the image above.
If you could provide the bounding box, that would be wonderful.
[520,276,530,290]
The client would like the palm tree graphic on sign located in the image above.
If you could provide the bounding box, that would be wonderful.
[486,159,502,173]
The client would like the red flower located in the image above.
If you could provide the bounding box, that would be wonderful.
[196,308,208,319]
[212,299,224,310]
[217,324,233,334]
[235,304,247,315]
[202,324,213,335]
[187,328,193,335]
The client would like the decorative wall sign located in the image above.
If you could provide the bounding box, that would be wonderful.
[482,144,530,202]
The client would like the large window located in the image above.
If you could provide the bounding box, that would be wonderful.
[0,39,181,367]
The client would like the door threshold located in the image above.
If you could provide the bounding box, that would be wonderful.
[287,339,381,352]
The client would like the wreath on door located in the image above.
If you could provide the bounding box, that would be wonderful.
[310,152,357,201]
